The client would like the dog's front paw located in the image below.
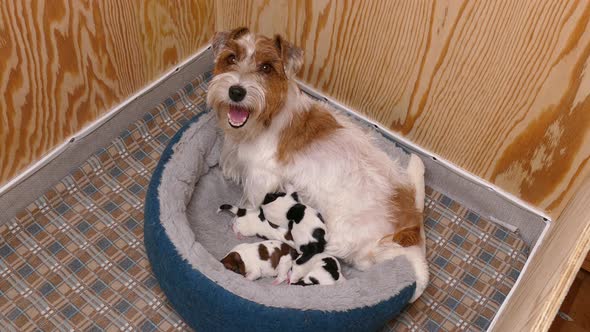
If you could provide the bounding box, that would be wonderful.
[245,272,260,281]
[231,223,245,239]
[231,217,259,238]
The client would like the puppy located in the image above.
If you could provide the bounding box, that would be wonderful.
[289,253,344,286]
[217,204,291,243]
[273,196,327,265]
[220,194,327,265]
[208,27,428,301]
[221,240,297,284]
[260,191,300,227]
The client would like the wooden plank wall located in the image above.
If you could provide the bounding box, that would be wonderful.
[216,0,590,220]
[0,0,214,186]
[492,173,590,331]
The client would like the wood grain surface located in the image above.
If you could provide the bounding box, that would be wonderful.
[216,0,590,219]
[0,0,213,186]
[491,174,590,331]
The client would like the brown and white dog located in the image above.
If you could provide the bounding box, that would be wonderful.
[208,27,428,301]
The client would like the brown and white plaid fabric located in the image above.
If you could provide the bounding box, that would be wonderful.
[0,72,528,331]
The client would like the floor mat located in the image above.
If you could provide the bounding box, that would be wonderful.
[0,72,529,332]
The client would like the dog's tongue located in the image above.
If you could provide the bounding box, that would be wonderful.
[228,106,249,124]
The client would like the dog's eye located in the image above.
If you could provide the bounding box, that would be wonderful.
[227,54,237,65]
[260,63,272,74]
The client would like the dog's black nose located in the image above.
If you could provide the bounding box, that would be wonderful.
[228,85,246,102]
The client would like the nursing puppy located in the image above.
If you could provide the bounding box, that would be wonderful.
[260,191,300,226]
[289,253,344,286]
[274,196,327,265]
[208,27,428,301]
[221,240,297,284]
[217,204,292,243]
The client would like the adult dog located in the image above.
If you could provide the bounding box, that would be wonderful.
[207,27,428,301]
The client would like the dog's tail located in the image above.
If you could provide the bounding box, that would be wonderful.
[217,204,242,215]
[406,154,427,257]
[382,154,426,249]
[407,154,425,212]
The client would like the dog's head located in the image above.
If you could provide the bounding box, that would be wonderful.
[207,27,303,140]
[221,251,246,276]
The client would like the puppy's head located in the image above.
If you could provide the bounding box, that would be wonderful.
[207,27,303,140]
[221,251,246,276]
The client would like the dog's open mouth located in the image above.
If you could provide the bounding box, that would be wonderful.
[228,105,249,128]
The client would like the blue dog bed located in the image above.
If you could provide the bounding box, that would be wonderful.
[144,110,418,332]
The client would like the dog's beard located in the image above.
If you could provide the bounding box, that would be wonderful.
[207,73,267,139]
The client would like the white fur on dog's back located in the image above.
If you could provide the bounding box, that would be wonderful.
[280,110,407,260]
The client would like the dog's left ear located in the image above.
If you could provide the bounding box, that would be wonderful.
[274,35,304,77]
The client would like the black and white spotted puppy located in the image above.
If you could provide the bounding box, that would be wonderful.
[217,204,291,243]
[220,240,297,284]
[289,253,345,286]
[259,191,300,227]
[262,191,328,265]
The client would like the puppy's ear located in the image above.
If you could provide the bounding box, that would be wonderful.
[274,34,303,77]
[211,27,250,56]
[221,252,246,276]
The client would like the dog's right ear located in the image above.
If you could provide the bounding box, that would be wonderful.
[211,27,250,56]
[274,34,304,77]
[211,31,230,56]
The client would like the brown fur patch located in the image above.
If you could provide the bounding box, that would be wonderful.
[269,247,282,269]
[269,243,296,268]
[391,226,422,247]
[258,243,270,260]
[220,252,246,276]
[281,243,298,260]
[277,104,343,163]
[254,36,289,127]
[284,230,293,241]
[213,40,244,75]
[384,184,424,247]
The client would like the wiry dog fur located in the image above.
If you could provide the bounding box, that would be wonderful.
[208,27,428,301]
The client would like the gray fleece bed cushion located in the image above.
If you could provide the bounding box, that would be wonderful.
[144,110,418,332]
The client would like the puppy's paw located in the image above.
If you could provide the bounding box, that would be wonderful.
[245,272,259,281]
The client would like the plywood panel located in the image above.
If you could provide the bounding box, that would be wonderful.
[0,0,214,186]
[491,174,590,331]
[216,0,590,219]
